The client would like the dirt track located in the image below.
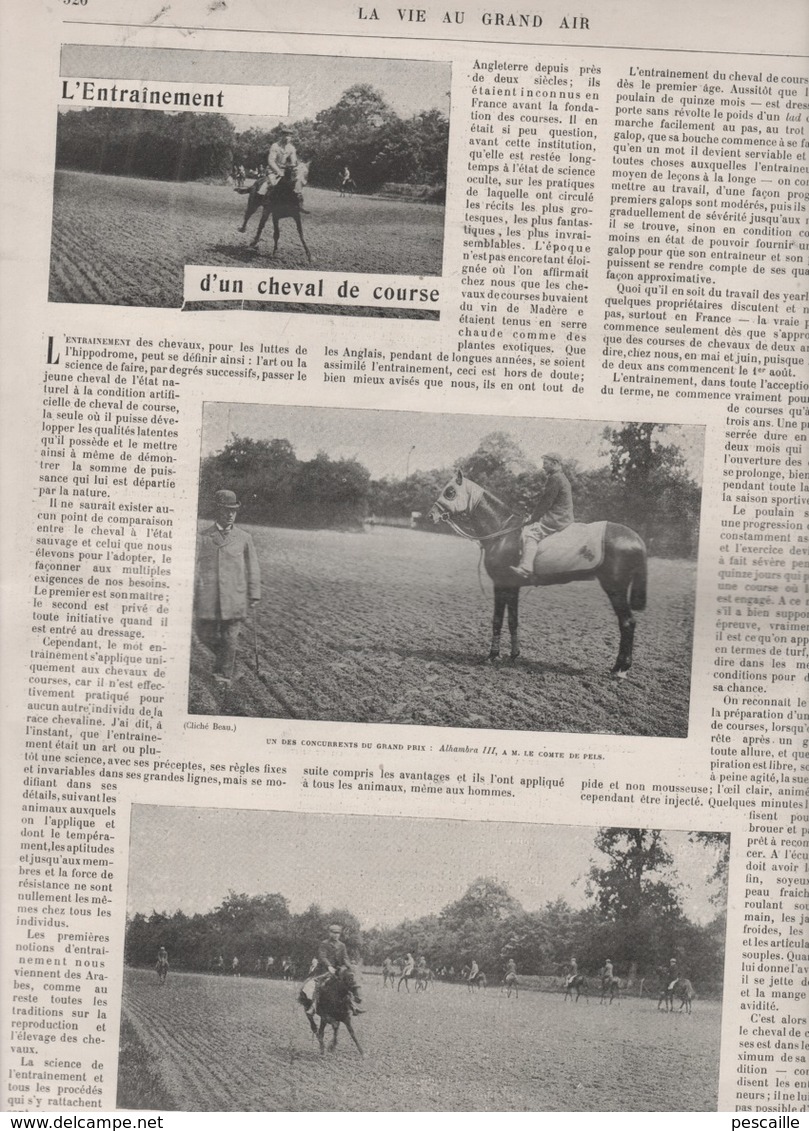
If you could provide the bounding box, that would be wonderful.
[188,524,696,737]
[120,968,721,1111]
[48,171,444,308]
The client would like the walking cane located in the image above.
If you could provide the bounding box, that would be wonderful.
[252,605,261,677]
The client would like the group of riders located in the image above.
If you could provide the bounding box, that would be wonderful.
[155,932,690,1014]
[563,955,690,1000]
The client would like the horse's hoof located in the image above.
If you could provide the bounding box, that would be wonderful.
[611,668,628,680]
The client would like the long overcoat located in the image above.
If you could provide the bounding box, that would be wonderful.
[194,524,261,621]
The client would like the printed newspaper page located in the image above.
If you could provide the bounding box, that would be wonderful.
[1,0,807,1117]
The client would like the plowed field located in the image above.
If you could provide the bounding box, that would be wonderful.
[188,524,696,737]
[48,171,444,308]
[119,968,721,1111]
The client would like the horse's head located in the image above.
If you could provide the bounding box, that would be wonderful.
[336,965,360,997]
[428,470,482,524]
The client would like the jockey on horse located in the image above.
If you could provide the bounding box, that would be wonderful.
[302,924,363,1019]
[238,128,306,225]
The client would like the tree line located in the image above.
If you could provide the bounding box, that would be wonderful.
[55,84,449,194]
[235,84,448,196]
[55,108,235,181]
[125,828,728,993]
[199,423,702,557]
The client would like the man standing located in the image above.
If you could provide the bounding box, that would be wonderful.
[194,489,261,685]
[510,452,574,579]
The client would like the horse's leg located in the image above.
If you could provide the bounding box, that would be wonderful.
[329,1022,338,1052]
[250,199,272,247]
[238,183,262,232]
[316,1018,326,1053]
[271,216,281,258]
[506,586,520,660]
[343,1018,364,1057]
[294,214,312,263]
[490,586,507,661]
[600,578,636,678]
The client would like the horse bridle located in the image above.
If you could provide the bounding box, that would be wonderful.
[432,485,526,545]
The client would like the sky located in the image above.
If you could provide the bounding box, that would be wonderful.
[60,46,451,130]
[200,403,705,485]
[126,806,724,928]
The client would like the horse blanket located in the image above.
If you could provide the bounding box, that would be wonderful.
[529,521,607,577]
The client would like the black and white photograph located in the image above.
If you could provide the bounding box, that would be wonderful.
[189,403,704,737]
[119,806,729,1111]
[49,46,449,315]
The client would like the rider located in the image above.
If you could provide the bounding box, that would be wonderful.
[602,958,614,984]
[304,924,363,1017]
[510,452,574,579]
[667,957,681,991]
[467,958,480,985]
[565,955,578,988]
[505,957,517,980]
[239,129,302,227]
[156,945,168,967]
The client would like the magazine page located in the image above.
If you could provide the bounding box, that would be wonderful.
[1,0,807,1118]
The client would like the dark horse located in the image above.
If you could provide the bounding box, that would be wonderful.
[236,161,311,261]
[428,471,647,677]
[299,968,364,1056]
[563,974,589,1003]
[155,958,169,985]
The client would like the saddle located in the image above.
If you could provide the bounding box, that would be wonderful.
[530,521,607,577]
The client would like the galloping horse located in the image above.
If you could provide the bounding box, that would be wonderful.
[563,974,589,1003]
[299,969,364,1056]
[428,471,648,677]
[237,161,311,261]
[659,978,695,1014]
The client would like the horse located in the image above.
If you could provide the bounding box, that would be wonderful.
[414,967,433,992]
[382,959,397,989]
[236,160,311,261]
[299,968,364,1056]
[600,975,621,1004]
[155,958,169,985]
[502,972,519,999]
[428,471,648,677]
[659,978,695,1014]
[466,971,487,992]
[563,974,589,1003]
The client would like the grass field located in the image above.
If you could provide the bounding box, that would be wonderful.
[48,171,445,308]
[119,968,721,1111]
[188,524,696,737]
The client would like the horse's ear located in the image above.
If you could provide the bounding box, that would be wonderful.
[455,469,463,484]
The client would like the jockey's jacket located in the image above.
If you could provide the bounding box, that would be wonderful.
[316,937,350,972]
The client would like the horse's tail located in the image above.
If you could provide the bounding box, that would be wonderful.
[630,546,647,612]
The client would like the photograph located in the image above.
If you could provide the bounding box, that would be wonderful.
[188,404,704,737]
[49,46,450,315]
[118,806,729,1112]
